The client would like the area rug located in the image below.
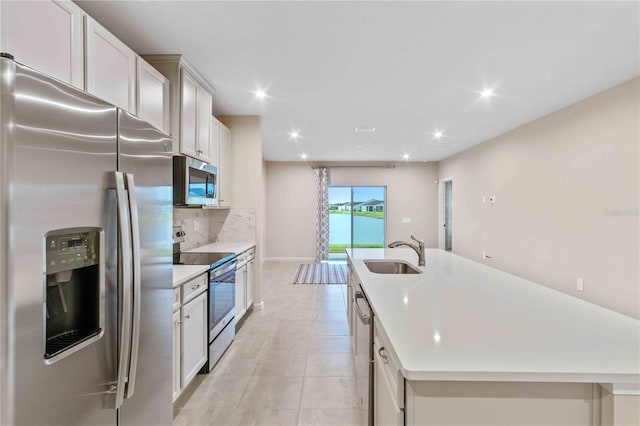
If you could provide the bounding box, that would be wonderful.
[292,263,347,284]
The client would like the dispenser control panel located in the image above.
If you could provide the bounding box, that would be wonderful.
[46,229,99,275]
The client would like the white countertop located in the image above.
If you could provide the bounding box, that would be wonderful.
[347,248,640,387]
[185,241,255,254]
[172,265,210,288]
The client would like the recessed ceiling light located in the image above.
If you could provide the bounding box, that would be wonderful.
[432,130,444,140]
[289,130,300,140]
[300,153,307,160]
[254,89,267,99]
[355,145,364,149]
[480,88,494,98]
[355,127,376,133]
[402,153,410,160]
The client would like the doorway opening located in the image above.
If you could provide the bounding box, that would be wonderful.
[439,178,453,251]
[328,186,386,260]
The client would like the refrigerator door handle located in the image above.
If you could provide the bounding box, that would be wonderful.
[114,172,133,409]
[124,173,141,398]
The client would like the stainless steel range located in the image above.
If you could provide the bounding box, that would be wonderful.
[173,233,237,371]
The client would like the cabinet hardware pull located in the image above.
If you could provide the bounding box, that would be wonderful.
[378,346,389,363]
[184,315,190,319]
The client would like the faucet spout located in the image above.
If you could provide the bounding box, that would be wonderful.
[387,235,425,266]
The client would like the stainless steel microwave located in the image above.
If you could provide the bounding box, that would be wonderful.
[173,156,217,206]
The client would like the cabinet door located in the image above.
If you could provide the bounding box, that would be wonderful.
[235,265,246,322]
[209,116,221,169]
[85,16,136,112]
[196,87,213,163]
[374,345,404,426]
[180,69,199,158]
[218,123,232,206]
[172,310,182,402]
[1,0,85,88]
[181,292,207,387]
[246,260,254,307]
[136,57,170,133]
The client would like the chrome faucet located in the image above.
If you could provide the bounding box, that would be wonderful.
[388,235,426,266]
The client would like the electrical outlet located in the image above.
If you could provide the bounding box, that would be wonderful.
[193,220,200,232]
[402,217,412,224]
[577,278,584,291]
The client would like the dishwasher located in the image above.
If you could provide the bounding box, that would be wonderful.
[354,284,374,426]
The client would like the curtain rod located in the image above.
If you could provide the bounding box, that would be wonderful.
[311,164,396,169]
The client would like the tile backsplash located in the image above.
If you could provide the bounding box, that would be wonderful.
[173,207,256,251]
[173,208,212,250]
[212,208,256,242]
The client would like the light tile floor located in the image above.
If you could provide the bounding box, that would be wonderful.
[173,261,362,426]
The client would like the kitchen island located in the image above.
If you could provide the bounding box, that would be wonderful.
[347,248,640,426]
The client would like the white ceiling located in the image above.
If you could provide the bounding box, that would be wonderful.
[76,1,639,162]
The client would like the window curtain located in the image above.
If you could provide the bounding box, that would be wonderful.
[314,167,329,261]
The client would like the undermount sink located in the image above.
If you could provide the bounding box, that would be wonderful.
[363,259,422,274]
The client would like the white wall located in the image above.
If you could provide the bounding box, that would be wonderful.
[218,116,264,302]
[438,77,639,319]
[265,162,439,258]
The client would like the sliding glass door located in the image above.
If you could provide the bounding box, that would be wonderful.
[328,186,386,260]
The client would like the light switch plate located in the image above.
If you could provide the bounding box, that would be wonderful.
[402,217,412,224]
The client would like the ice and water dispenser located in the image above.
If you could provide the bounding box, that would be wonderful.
[44,228,104,363]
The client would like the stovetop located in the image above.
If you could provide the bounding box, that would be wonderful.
[174,251,236,270]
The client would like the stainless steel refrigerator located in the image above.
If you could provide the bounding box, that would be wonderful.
[0,56,173,425]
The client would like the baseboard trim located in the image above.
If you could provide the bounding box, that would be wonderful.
[263,257,316,262]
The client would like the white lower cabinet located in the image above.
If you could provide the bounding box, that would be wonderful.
[234,247,255,324]
[172,309,181,402]
[173,272,208,403]
[372,318,597,426]
[246,259,254,307]
[373,317,404,426]
[374,344,404,426]
[235,263,247,321]
[181,291,207,387]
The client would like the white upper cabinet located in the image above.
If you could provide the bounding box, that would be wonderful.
[85,16,136,112]
[218,123,232,206]
[144,55,216,162]
[196,86,213,163]
[209,116,221,169]
[137,57,170,133]
[1,0,85,88]
[180,69,199,159]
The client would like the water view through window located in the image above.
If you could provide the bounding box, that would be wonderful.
[328,186,386,259]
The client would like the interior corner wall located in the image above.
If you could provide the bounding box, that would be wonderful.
[265,161,439,259]
[218,115,264,302]
[437,77,640,319]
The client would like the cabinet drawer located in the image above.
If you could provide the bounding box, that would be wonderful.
[237,247,255,267]
[172,287,181,312]
[244,247,255,260]
[374,317,404,409]
[182,273,207,304]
